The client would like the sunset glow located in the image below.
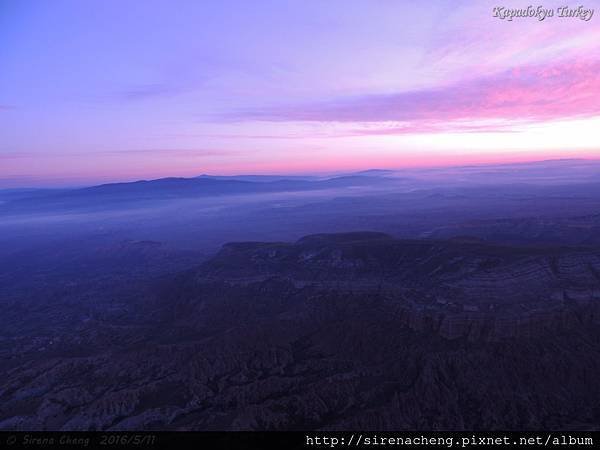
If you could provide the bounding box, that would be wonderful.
[1,0,599,186]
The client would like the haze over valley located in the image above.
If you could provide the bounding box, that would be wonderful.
[2,0,600,435]
[2,159,600,430]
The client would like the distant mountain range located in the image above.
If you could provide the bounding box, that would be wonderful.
[0,173,398,214]
[3,158,600,215]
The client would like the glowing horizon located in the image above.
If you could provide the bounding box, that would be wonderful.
[1,0,599,187]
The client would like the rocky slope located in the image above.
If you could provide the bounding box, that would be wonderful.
[1,232,600,430]
[190,232,600,340]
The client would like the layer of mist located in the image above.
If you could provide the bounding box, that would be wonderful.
[2,159,600,430]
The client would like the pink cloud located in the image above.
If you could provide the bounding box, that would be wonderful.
[347,121,520,136]
[228,57,600,132]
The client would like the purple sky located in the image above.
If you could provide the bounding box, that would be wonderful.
[1,0,599,186]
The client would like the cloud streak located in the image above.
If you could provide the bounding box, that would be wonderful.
[0,148,241,160]
[116,83,188,101]
[226,57,600,132]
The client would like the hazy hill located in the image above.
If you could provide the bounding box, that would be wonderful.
[0,175,394,214]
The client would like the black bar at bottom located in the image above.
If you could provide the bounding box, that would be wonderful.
[0,431,597,449]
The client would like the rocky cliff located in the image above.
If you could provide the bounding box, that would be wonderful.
[1,232,600,430]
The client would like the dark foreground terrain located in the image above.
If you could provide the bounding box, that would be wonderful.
[2,160,600,431]
[2,232,600,430]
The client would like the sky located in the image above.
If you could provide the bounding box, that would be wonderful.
[1,0,600,187]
